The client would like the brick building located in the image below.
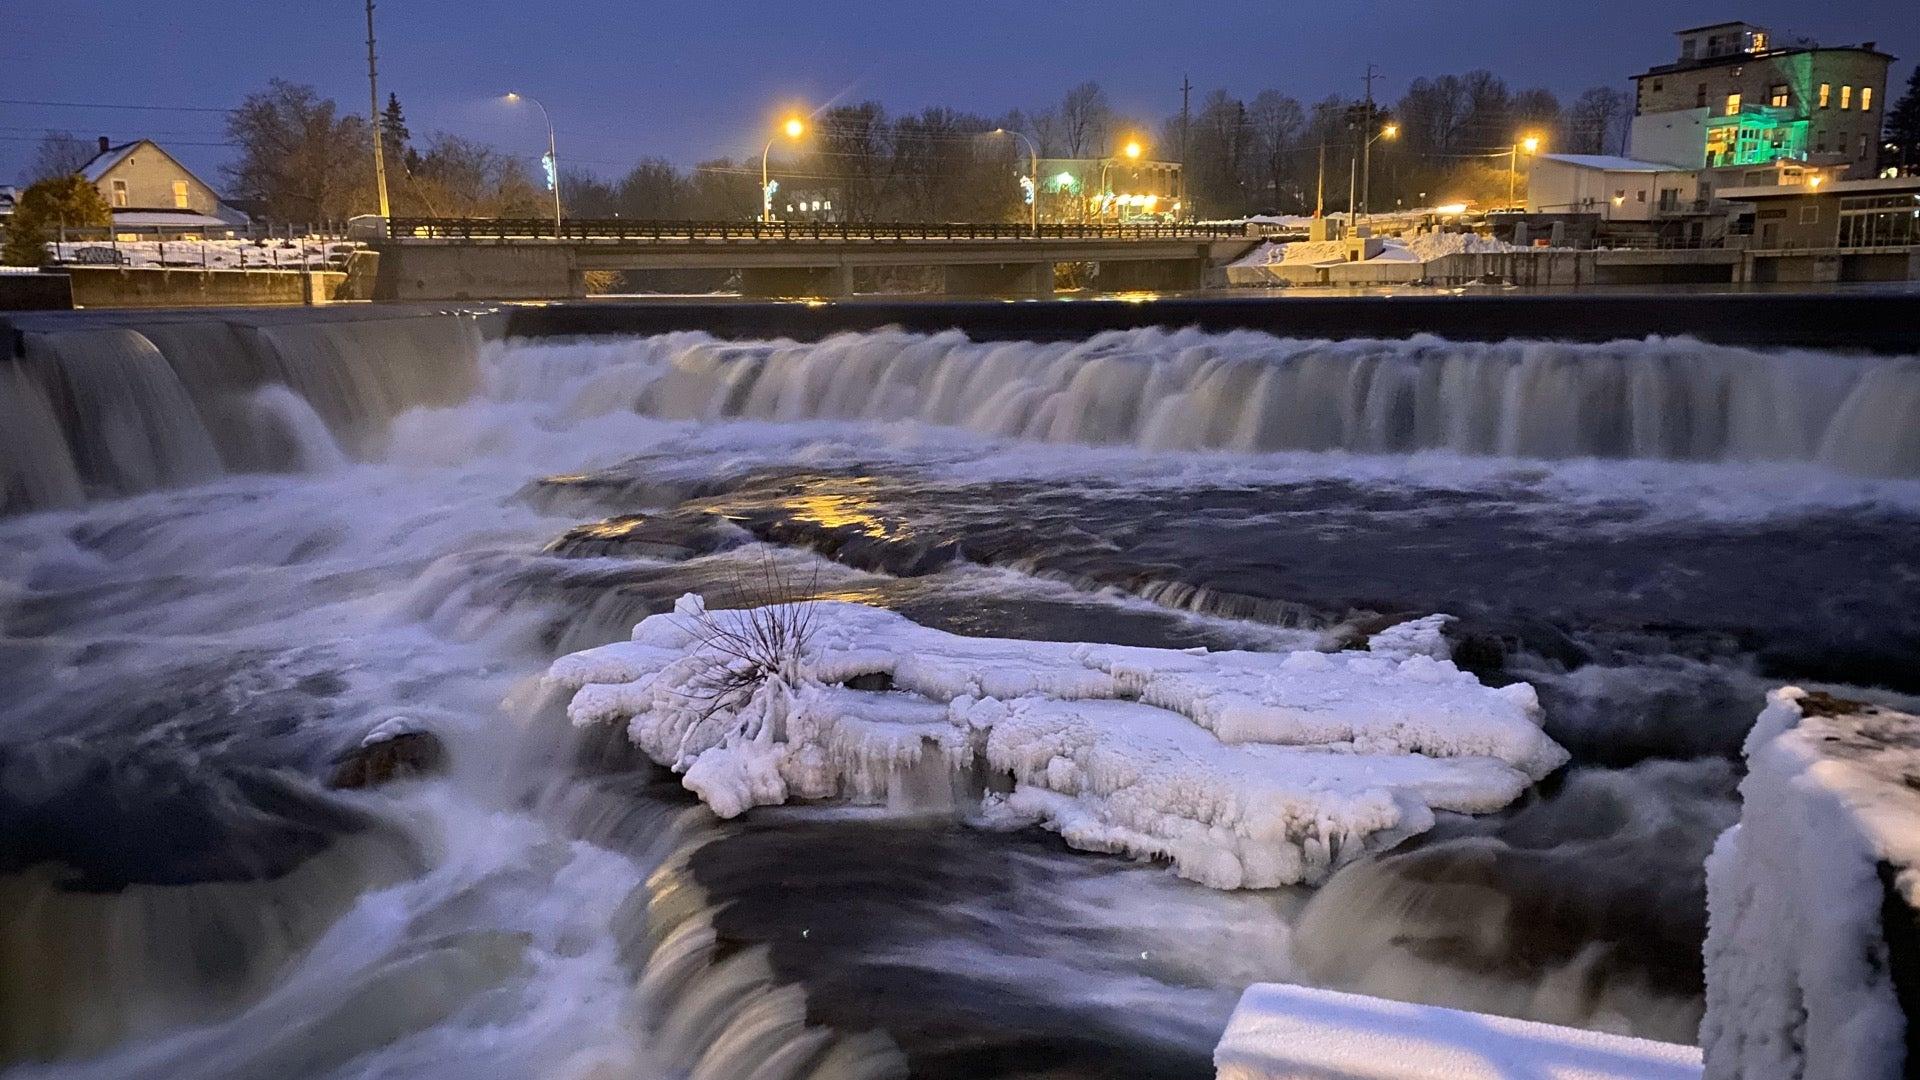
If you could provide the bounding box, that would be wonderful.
[1629,22,1893,180]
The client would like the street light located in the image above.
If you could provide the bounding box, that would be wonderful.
[991,128,1040,237]
[504,92,563,239]
[1510,133,1543,211]
[1101,136,1147,222]
[762,115,807,224]
[1354,121,1399,228]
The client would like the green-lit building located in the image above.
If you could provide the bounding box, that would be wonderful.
[1628,21,1893,180]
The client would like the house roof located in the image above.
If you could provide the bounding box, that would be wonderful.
[79,141,141,183]
[1537,154,1688,174]
[1672,21,1762,35]
[108,209,233,229]
[1718,176,1920,200]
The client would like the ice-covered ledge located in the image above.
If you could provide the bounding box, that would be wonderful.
[1700,688,1920,1080]
[1213,983,1702,1080]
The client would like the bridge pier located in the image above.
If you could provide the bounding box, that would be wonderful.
[1096,258,1205,293]
[373,243,578,301]
[738,266,853,299]
[941,261,1054,298]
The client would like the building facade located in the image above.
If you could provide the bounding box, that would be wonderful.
[1629,22,1892,179]
[1036,158,1181,224]
[1527,154,1702,222]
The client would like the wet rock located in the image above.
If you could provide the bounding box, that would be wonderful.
[842,671,895,692]
[543,511,745,561]
[326,724,447,789]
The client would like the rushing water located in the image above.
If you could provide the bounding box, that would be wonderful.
[3,314,1919,1077]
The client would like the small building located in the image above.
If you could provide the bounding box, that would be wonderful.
[1036,158,1181,224]
[1629,22,1893,179]
[1527,154,1701,221]
[76,137,245,238]
[0,185,16,240]
[1724,175,1920,250]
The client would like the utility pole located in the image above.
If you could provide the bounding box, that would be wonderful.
[1178,74,1192,221]
[365,0,390,220]
[1360,63,1380,229]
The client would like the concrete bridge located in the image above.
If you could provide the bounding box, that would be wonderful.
[370,218,1259,300]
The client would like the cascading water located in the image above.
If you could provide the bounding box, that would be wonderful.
[633,328,1920,475]
[4,315,1919,1077]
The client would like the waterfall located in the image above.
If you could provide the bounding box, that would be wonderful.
[0,313,496,514]
[634,329,1920,477]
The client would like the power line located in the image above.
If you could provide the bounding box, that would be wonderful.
[0,98,233,113]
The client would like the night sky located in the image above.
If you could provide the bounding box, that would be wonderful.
[5,0,1915,185]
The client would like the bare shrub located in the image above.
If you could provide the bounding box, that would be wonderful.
[672,554,820,719]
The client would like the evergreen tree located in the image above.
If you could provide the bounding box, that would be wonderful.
[382,93,411,149]
[2,174,111,265]
[1884,66,1920,175]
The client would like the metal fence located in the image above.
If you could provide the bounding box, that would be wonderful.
[385,217,1249,242]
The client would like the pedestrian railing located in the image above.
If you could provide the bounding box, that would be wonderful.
[385,217,1248,242]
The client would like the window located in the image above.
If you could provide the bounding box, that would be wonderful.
[110,179,128,207]
[1840,85,1853,110]
[171,180,189,209]
[1652,80,1663,93]
[1800,204,1819,225]
[1697,83,1710,108]
[1725,93,1742,116]
[1819,83,1831,108]
[1861,87,1873,111]
[1681,38,1697,59]
[1750,31,1768,51]
[1637,189,1647,202]
[1860,134,1870,158]
[1769,84,1789,107]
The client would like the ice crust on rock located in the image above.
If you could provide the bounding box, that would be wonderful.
[1699,688,1920,1080]
[546,596,1568,888]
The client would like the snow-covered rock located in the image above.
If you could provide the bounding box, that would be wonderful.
[546,596,1567,889]
[1699,688,1920,1080]
[1214,983,1702,1080]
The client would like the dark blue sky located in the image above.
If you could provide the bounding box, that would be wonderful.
[5,1,1915,185]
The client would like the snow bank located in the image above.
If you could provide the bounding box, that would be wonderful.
[1699,688,1920,1080]
[1215,983,1702,1080]
[546,596,1566,889]
[1232,233,1528,270]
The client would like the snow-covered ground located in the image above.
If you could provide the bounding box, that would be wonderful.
[547,599,1564,889]
[1215,983,1702,1080]
[45,238,356,270]
[1700,688,1920,1080]
[1231,232,1531,269]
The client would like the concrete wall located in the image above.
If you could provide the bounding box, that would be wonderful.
[0,272,74,311]
[94,142,220,214]
[63,267,346,308]
[375,243,577,301]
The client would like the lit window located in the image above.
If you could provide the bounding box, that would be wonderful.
[1861,87,1872,111]
[1750,31,1768,51]
[172,180,189,208]
[1819,84,1831,108]
[1840,86,1852,110]
[1769,85,1789,108]
[1725,93,1741,116]
[111,179,128,207]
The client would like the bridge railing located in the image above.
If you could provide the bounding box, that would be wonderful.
[385,217,1249,242]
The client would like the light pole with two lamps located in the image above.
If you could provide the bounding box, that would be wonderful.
[504,92,563,238]
[762,117,807,224]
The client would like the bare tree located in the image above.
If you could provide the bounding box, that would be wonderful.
[1569,87,1631,155]
[1248,91,1306,208]
[394,133,542,217]
[1058,81,1112,158]
[223,80,373,223]
[20,131,94,184]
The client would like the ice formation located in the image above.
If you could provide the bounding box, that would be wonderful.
[1214,983,1702,1080]
[546,598,1566,889]
[1699,688,1920,1080]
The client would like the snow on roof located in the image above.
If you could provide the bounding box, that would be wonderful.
[79,141,141,184]
[1215,983,1703,1080]
[109,210,233,229]
[1537,154,1687,173]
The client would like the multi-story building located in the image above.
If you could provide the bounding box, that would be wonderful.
[1629,22,1893,181]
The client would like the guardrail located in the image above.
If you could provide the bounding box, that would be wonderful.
[385,217,1248,242]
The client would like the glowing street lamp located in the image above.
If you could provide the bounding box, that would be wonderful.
[504,92,563,238]
[762,115,808,223]
[991,128,1040,237]
[1510,133,1544,211]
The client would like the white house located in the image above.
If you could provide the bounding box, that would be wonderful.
[1526,154,1701,222]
